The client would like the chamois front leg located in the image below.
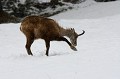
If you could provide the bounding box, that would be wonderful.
[45,40,50,56]
[56,37,77,51]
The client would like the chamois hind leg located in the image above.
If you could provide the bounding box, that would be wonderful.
[56,37,77,51]
[25,36,34,56]
[45,40,50,56]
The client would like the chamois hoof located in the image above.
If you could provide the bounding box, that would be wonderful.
[70,45,77,51]
[46,53,49,56]
[28,53,33,56]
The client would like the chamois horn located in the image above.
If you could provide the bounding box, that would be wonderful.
[78,30,85,36]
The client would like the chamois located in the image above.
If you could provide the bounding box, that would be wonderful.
[20,16,85,56]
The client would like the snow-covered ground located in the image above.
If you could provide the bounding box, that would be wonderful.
[0,0,120,79]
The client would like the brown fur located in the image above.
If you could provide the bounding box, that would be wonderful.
[20,15,84,56]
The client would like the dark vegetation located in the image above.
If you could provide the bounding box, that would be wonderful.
[0,0,75,23]
[0,11,20,24]
[0,0,118,24]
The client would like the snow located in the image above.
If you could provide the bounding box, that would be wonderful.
[52,0,120,19]
[0,0,120,79]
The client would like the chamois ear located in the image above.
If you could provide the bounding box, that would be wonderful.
[70,28,73,30]
[78,30,85,36]
[70,28,75,32]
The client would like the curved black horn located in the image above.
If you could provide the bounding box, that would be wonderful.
[78,30,85,36]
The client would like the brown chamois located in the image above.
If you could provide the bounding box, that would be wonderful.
[20,16,85,56]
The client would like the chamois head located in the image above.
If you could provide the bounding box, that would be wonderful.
[68,28,85,46]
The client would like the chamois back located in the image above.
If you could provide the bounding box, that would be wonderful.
[21,16,63,40]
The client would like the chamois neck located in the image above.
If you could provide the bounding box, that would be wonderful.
[60,28,72,38]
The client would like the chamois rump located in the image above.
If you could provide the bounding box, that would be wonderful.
[20,16,85,56]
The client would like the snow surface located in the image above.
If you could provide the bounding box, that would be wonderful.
[52,0,120,19]
[0,0,120,79]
